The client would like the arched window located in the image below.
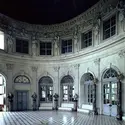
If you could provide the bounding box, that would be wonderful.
[103,68,118,79]
[0,74,6,110]
[81,73,94,104]
[61,75,74,102]
[39,76,53,102]
[14,75,30,84]
[0,31,4,50]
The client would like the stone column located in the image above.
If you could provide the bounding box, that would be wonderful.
[94,58,101,114]
[93,78,98,115]
[31,66,38,109]
[116,73,124,120]
[53,66,60,106]
[6,63,14,110]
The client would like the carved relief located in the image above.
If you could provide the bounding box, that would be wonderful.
[53,33,60,56]
[7,35,14,53]
[118,50,125,58]
[73,26,79,52]
[116,0,125,32]
[32,35,38,56]
[116,0,125,22]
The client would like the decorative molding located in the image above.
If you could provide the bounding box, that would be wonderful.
[0,0,117,39]
[94,58,100,65]
[6,63,14,70]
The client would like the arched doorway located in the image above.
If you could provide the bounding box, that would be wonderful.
[102,68,118,116]
[60,75,74,102]
[80,73,94,105]
[14,75,30,111]
[0,73,6,111]
[39,76,53,103]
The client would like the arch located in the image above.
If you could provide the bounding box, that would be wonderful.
[13,71,32,84]
[102,68,118,79]
[39,76,53,85]
[0,73,6,111]
[37,73,55,84]
[14,75,30,84]
[38,76,53,103]
[61,75,74,84]
[101,65,120,81]
[80,72,94,84]
[0,70,7,82]
[60,75,74,102]
[80,72,95,106]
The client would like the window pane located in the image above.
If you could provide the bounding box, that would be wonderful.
[40,42,52,55]
[0,86,4,94]
[16,39,29,54]
[103,15,116,40]
[61,39,72,54]
[81,31,92,49]
[0,95,4,104]
[0,76,2,85]
[0,31,4,50]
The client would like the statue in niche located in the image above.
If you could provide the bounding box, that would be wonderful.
[53,34,60,56]
[73,27,79,52]
[117,0,125,31]
[7,35,13,53]
[94,17,101,37]
[32,35,37,56]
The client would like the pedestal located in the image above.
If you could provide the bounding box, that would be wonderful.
[8,101,13,111]
[74,100,78,111]
[33,100,37,111]
[54,99,58,110]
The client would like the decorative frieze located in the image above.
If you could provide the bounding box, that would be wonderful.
[0,0,117,38]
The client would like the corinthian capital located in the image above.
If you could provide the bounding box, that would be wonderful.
[31,66,38,72]
[6,63,14,70]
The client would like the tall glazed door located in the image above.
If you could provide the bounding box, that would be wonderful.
[103,82,117,116]
[17,91,28,111]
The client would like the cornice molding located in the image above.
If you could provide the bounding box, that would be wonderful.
[0,0,117,38]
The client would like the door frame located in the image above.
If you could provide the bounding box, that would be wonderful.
[102,78,118,116]
[16,90,29,111]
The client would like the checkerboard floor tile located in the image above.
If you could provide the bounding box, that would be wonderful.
[0,111,125,125]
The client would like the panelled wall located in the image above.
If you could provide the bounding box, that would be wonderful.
[0,0,125,117]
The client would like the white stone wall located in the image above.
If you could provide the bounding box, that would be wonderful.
[0,0,125,115]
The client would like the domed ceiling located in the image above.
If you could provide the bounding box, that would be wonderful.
[0,0,99,25]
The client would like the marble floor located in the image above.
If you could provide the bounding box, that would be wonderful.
[0,111,125,125]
